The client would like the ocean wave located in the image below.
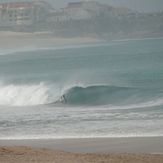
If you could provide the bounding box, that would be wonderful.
[58,85,130,105]
[0,42,117,56]
[0,47,37,56]
[0,82,162,107]
[58,85,163,106]
[0,44,101,56]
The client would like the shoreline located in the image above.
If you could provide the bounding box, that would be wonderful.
[1,31,162,50]
[0,31,102,49]
[0,137,163,163]
[0,136,163,154]
[1,147,163,163]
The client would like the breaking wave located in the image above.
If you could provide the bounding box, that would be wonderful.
[0,83,58,106]
[59,85,163,106]
[0,82,163,108]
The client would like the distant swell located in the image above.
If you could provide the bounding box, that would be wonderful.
[0,83,163,108]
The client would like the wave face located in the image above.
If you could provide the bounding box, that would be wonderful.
[60,85,163,106]
[62,85,126,105]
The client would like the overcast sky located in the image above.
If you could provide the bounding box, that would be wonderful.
[0,0,163,12]
[48,0,163,12]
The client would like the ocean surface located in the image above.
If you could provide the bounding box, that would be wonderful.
[0,38,163,139]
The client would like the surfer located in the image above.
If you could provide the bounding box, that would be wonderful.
[61,95,67,104]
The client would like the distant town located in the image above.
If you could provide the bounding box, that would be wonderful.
[0,0,163,39]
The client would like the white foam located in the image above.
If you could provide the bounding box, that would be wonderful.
[0,47,37,56]
[113,37,163,42]
[0,82,60,106]
[0,133,163,140]
[106,99,163,110]
[0,42,113,56]
[0,81,89,107]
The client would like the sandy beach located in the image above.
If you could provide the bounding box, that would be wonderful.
[1,146,163,163]
[0,31,101,49]
[0,137,163,163]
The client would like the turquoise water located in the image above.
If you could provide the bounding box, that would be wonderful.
[0,38,163,139]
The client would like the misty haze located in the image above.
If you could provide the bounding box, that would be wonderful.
[0,1,163,163]
[0,0,163,41]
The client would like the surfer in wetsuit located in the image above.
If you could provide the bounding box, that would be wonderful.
[61,95,67,104]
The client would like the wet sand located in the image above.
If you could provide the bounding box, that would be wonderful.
[1,137,163,154]
[0,137,163,163]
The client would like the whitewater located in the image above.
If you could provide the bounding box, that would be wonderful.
[0,38,163,139]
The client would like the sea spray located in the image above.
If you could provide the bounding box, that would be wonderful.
[0,82,57,106]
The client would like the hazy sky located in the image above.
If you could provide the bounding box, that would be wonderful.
[0,0,163,12]
[48,0,163,12]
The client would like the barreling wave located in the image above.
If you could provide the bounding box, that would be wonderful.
[0,82,163,108]
[58,85,163,106]
[58,85,130,105]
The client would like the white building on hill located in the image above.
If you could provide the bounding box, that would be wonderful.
[0,1,50,27]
